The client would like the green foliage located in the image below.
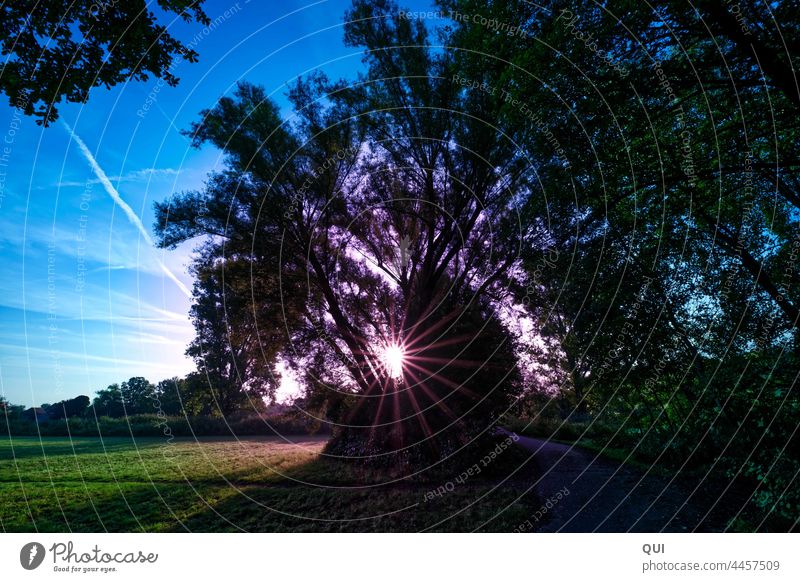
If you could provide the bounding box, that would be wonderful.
[47,395,90,419]
[119,377,155,414]
[91,384,125,417]
[1,412,325,438]
[442,0,800,529]
[0,0,209,124]
[509,352,799,528]
[90,374,236,418]
[686,352,800,529]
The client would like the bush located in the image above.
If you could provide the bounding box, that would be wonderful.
[1,412,327,438]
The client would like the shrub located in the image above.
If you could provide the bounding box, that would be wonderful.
[1,412,327,438]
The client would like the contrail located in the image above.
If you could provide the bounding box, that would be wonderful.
[62,121,191,298]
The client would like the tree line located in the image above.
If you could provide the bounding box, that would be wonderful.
[0,372,260,423]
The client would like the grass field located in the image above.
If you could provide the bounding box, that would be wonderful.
[0,435,542,532]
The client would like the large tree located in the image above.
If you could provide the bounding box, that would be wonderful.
[49,395,90,419]
[437,0,800,412]
[441,0,799,526]
[92,384,125,418]
[156,0,530,464]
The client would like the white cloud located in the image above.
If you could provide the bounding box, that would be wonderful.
[53,167,182,188]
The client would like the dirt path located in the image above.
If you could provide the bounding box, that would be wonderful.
[512,434,738,532]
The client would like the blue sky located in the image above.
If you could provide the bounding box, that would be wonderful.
[0,0,436,407]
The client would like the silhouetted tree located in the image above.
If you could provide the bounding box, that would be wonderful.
[155,0,528,463]
[119,377,155,415]
[153,377,185,416]
[49,395,90,419]
[92,384,125,417]
[0,1,209,123]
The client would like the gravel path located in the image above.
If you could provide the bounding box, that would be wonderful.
[513,434,737,532]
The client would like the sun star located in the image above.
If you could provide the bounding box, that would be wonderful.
[382,343,405,379]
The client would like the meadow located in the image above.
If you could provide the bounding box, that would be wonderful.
[0,435,541,532]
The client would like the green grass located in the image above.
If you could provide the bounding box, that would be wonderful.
[0,435,542,532]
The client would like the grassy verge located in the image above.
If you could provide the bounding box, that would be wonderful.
[0,434,541,532]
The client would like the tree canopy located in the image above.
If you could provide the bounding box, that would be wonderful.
[155,0,534,462]
[0,0,209,123]
[440,0,799,524]
[153,0,797,523]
